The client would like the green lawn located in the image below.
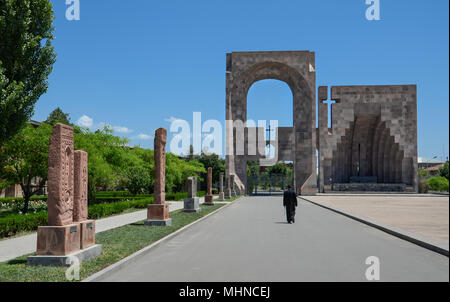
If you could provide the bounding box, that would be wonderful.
[0,203,225,282]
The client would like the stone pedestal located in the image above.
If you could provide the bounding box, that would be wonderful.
[28,244,102,267]
[183,197,200,212]
[36,223,81,256]
[145,204,172,226]
[80,220,96,249]
[204,195,214,205]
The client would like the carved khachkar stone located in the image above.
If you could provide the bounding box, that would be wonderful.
[146,128,172,226]
[224,175,232,199]
[29,124,102,265]
[204,167,214,205]
[74,150,96,249]
[74,151,88,222]
[187,176,197,198]
[184,176,200,212]
[218,172,225,201]
[47,123,75,226]
[36,124,80,256]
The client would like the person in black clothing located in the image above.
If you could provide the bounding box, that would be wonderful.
[283,185,298,224]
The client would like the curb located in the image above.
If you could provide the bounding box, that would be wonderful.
[300,197,449,257]
[83,197,242,282]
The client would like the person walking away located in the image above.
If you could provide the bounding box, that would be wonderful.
[283,185,298,224]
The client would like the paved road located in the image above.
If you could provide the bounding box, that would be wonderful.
[100,196,449,282]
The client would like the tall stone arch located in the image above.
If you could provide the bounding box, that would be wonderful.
[225,51,317,195]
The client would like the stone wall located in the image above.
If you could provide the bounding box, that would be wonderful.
[318,85,418,192]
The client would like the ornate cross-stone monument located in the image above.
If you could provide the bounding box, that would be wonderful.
[218,172,225,201]
[145,128,172,226]
[28,124,102,267]
[204,167,214,205]
[74,151,95,249]
[183,176,200,212]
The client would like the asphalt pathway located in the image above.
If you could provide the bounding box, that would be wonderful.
[99,196,449,282]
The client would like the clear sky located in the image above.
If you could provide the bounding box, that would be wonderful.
[33,0,449,160]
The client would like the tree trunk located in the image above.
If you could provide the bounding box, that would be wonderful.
[23,194,30,214]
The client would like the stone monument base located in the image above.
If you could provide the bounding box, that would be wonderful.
[204,195,214,205]
[147,203,169,219]
[218,192,225,201]
[183,197,201,212]
[145,203,171,226]
[144,218,172,226]
[36,223,81,256]
[225,189,232,199]
[27,244,102,267]
[80,220,96,249]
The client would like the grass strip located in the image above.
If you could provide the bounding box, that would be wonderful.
[0,203,225,282]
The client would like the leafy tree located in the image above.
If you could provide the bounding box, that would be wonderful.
[166,153,205,193]
[438,162,449,180]
[265,162,290,176]
[0,0,56,147]
[247,161,260,177]
[427,176,449,192]
[197,152,225,186]
[418,168,430,178]
[0,123,52,213]
[123,166,151,196]
[74,125,130,203]
[44,107,71,126]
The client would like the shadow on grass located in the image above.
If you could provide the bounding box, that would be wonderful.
[7,258,27,265]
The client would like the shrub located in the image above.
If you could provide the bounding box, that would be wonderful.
[427,176,449,192]
[93,196,148,204]
[418,178,429,193]
[0,198,154,238]
[438,162,449,180]
[88,198,153,219]
[0,212,48,238]
[0,196,47,205]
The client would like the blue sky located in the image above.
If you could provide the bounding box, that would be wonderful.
[33,0,449,160]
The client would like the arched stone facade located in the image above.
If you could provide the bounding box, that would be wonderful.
[226,51,418,194]
[225,51,317,195]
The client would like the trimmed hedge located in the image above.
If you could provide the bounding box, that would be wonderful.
[92,196,148,204]
[0,190,208,237]
[0,198,153,238]
[0,196,47,205]
[0,211,48,238]
[88,198,153,219]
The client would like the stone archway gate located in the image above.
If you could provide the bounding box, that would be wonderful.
[225,51,318,195]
